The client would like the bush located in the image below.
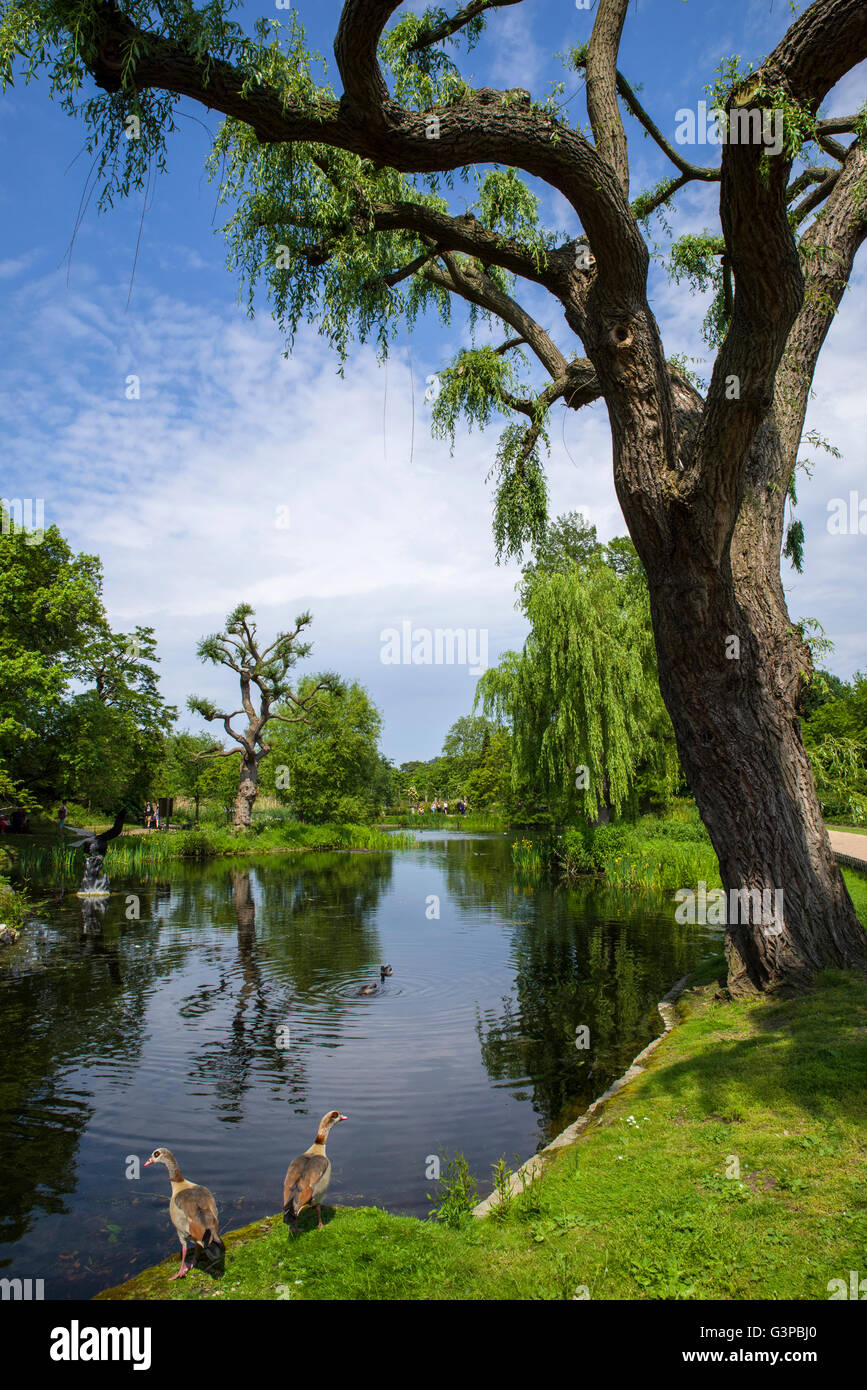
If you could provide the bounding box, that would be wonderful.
[334,795,373,825]
[560,825,598,873]
[171,827,234,858]
[590,822,631,861]
[635,813,711,844]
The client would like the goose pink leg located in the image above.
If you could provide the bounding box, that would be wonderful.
[169,1246,190,1280]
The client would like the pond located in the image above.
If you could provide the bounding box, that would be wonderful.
[0,831,724,1298]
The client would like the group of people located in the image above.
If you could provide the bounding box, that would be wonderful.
[144,801,161,830]
[0,807,30,834]
[409,797,469,816]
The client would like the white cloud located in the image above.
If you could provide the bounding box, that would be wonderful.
[1,271,548,759]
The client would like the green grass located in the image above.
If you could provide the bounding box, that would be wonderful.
[386,811,509,832]
[510,836,553,874]
[558,813,721,891]
[96,963,867,1302]
[842,867,867,923]
[9,821,415,888]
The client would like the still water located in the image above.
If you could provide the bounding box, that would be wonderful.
[0,831,723,1298]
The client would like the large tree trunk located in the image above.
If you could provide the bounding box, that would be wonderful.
[641,492,867,996]
[234,755,259,831]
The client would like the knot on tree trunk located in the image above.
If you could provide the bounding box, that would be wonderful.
[609,323,634,348]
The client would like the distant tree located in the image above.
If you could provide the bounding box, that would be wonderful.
[266,677,384,823]
[802,672,867,821]
[58,623,177,811]
[799,669,848,721]
[155,731,228,823]
[188,604,339,829]
[477,514,679,821]
[0,518,174,810]
[0,520,103,803]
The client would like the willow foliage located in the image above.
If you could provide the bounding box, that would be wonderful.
[476,522,678,819]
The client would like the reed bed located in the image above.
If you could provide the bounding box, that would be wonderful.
[12,821,415,886]
[510,837,552,874]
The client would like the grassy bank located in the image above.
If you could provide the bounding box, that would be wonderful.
[385,810,509,832]
[96,955,867,1301]
[509,808,722,891]
[9,820,415,888]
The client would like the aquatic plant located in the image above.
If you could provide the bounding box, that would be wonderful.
[510,836,559,875]
[428,1152,479,1230]
[557,812,721,892]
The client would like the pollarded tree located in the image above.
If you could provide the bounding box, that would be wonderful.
[4,0,867,992]
[188,604,339,829]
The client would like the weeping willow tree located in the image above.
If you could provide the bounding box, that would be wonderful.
[476,515,679,822]
[2,0,867,993]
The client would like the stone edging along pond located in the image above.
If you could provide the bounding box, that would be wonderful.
[471,972,694,1218]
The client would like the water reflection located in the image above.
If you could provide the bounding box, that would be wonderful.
[0,837,722,1296]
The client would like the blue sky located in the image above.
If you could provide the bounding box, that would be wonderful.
[1,0,865,764]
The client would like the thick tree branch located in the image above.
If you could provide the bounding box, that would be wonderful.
[422,255,569,378]
[586,0,631,196]
[88,7,646,292]
[369,201,558,287]
[817,114,863,136]
[333,0,399,115]
[764,0,867,109]
[816,132,850,163]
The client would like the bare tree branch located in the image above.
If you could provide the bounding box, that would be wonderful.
[424,252,569,378]
[407,0,523,53]
[791,169,841,226]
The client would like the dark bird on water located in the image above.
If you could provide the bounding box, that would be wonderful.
[357,964,393,996]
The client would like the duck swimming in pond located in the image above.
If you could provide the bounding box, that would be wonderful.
[357,964,393,996]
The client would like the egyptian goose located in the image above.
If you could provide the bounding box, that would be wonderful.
[282,1110,347,1232]
[357,964,393,996]
[144,1147,225,1280]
